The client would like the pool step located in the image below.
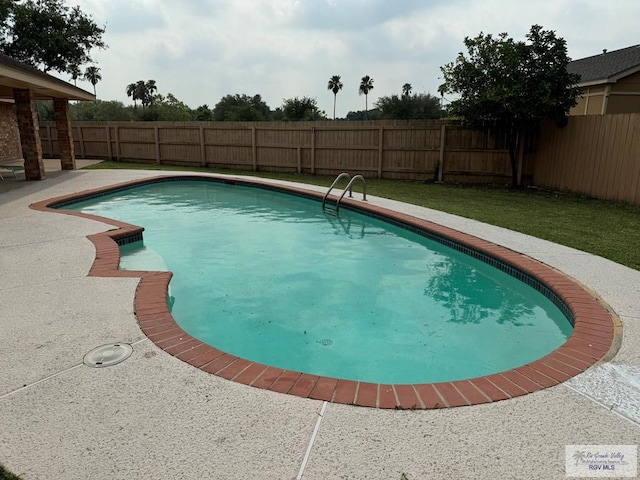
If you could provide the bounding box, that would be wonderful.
[323,202,338,216]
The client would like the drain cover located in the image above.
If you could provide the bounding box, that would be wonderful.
[316,338,334,347]
[83,343,133,368]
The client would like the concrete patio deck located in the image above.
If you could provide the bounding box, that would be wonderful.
[0,166,638,479]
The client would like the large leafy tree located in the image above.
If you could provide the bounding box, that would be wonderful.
[358,75,374,119]
[375,92,443,120]
[439,25,580,187]
[0,0,106,74]
[402,83,412,97]
[345,108,381,121]
[140,93,192,121]
[70,100,133,121]
[281,96,326,121]
[327,74,343,120]
[194,104,213,121]
[212,94,271,121]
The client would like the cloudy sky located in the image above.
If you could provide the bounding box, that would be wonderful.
[61,0,640,117]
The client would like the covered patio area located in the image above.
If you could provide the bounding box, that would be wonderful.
[0,52,94,181]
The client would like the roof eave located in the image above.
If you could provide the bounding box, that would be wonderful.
[577,79,615,88]
[0,65,95,101]
[574,62,640,89]
[609,64,640,83]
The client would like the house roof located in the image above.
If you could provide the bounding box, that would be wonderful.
[568,45,640,87]
[0,52,95,101]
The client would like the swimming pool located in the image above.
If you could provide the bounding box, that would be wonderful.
[66,178,572,382]
[37,176,616,406]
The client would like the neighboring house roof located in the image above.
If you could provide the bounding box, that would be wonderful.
[568,45,640,87]
[0,52,94,101]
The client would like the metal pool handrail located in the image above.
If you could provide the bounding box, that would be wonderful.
[322,172,351,211]
[323,173,367,215]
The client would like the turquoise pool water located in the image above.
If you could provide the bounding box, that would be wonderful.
[67,179,572,384]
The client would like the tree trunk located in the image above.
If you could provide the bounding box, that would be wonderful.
[333,94,336,120]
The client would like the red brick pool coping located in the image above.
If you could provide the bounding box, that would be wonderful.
[30,174,621,409]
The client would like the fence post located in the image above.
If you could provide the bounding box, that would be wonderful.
[378,127,384,178]
[517,131,525,186]
[106,124,112,160]
[199,125,206,166]
[154,125,160,164]
[310,127,315,174]
[114,126,120,161]
[297,146,302,173]
[438,124,446,182]
[76,125,85,158]
[251,126,257,171]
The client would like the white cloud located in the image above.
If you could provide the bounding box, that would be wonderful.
[61,0,640,117]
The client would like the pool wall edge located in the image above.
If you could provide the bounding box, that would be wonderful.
[29,173,622,409]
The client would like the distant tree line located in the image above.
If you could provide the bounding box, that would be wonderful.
[36,77,444,122]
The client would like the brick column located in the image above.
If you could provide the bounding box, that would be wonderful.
[53,97,76,170]
[13,88,45,180]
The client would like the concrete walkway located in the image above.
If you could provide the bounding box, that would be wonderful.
[0,168,638,479]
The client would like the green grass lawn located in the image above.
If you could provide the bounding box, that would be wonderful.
[84,161,640,271]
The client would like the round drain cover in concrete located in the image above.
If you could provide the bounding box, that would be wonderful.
[83,343,133,368]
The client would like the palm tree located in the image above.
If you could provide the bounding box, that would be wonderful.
[402,83,412,97]
[327,75,343,120]
[145,79,158,106]
[84,66,101,98]
[359,75,374,119]
[135,80,147,107]
[69,65,81,86]
[126,82,139,109]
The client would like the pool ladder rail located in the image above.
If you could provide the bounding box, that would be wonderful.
[322,173,367,216]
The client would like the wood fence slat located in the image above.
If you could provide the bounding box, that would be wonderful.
[627,116,640,204]
[105,124,112,160]
[579,116,597,195]
[377,127,383,179]
[590,115,609,196]
[618,114,638,202]
[608,114,629,201]
[154,125,160,164]
[568,117,582,191]
[601,115,619,199]
[76,125,85,158]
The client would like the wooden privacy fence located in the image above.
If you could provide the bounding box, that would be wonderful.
[39,120,531,184]
[534,113,640,205]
